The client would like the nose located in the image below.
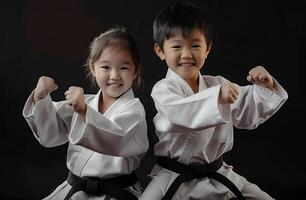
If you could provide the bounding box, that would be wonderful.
[181,48,192,59]
[110,69,120,80]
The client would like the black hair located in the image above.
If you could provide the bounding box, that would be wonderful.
[153,1,213,49]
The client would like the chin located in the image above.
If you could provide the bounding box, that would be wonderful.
[111,93,122,98]
[115,91,127,97]
[180,73,195,79]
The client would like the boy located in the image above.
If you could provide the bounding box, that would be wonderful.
[141,2,288,200]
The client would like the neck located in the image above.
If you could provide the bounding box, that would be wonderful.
[185,75,199,93]
[187,80,199,93]
[99,93,117,113]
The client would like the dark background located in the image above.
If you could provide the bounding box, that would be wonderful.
[0,0,305,199]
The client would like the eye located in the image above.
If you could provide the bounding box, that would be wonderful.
[100,66,109,69]
[120,65,129,70]
[192,44,201,48]
[171,45,181,49]
[120,64,130,70]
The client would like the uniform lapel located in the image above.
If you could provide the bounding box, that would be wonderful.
[88,89,135,118]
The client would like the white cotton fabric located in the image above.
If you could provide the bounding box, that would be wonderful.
[23,88,149,199]
[140,68,287,200]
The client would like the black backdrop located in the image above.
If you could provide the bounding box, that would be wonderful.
[0,0,305,199]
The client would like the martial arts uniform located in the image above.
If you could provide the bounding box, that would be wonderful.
[141,68,287,200]
[23,88,149,200]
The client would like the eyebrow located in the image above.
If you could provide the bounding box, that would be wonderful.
[121,61,132,65]
[168,38,182,43]
[98,60,132,65]
[97,60,110,65]
[191,39,202,42]
[168,38,203,43]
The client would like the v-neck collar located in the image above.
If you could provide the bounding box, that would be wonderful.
[165,68,207,95]
[89,88,135,117]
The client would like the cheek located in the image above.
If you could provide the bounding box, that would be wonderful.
[126,72,136,83]
[171,53,180,61]
[128,67,138,81]
[167,56,177,65]
[95,73,107,83]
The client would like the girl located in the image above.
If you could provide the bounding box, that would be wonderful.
[23,27,149,200]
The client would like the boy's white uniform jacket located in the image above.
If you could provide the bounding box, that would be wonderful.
[23,88,149,199]
[141,68,287,200]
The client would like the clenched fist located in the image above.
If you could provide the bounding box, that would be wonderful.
[33,76,58,103]
[64,86,86,115]
[219,82,239,104]
[247,66,274,90]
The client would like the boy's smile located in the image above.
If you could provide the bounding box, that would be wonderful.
[155,28,210,92]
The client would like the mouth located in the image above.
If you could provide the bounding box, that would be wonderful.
[107,82,123,87]
[178,63,196,67]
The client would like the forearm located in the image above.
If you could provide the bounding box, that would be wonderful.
[23,92,70,147]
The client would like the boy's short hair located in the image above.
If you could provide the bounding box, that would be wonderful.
[153,1,213,49]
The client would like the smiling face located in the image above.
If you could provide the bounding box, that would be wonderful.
[155,28,210,90]
[91,46,136,102]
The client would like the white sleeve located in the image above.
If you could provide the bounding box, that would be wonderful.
[69,104,149,157]
[231,77,288,129]
[151,81,230,132]
[22,91,73,147]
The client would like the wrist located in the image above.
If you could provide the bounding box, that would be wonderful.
[77,103,87,119]
[268,80,275,91]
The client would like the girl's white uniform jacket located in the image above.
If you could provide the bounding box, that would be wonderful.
[141,68,288,200]
[23,88,149,200]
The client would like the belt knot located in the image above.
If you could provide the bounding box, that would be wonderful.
[85,177,100,195]
[188,164,207,179]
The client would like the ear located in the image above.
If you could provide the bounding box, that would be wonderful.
[133,70,137,80]
[154,43,165,60]
[90,64,96,77]
[205,42,212,58]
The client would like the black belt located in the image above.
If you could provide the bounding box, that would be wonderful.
[157,156,245,200]
[64,171,138,200]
